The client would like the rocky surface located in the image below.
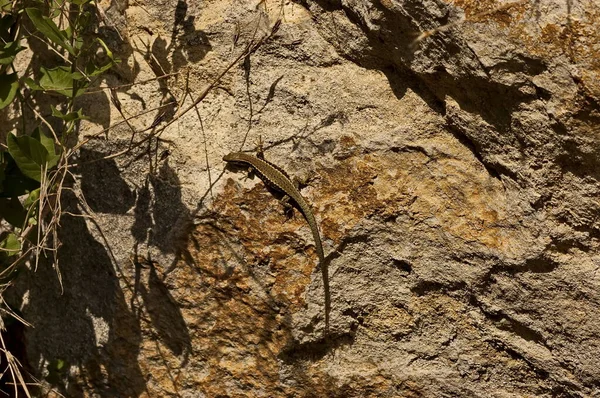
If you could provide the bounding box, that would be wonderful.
[7,0,600,396]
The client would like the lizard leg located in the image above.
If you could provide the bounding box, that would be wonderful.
[280,194,295,219]
[292,176,303,190]
[243,166,256,181]
[255,135,265,159]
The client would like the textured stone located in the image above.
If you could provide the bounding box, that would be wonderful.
[6,0,600,396]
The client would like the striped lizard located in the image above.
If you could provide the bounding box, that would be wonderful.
[223,150,330,331]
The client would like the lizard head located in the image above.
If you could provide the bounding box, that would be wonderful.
[222,153,236,162]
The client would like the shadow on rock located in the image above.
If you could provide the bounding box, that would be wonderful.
[78,148,136,214]
[14,190,145,397]
[138,264,192,364]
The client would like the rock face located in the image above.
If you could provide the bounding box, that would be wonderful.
[11,0,600,396]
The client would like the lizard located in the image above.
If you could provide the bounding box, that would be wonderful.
[223,149,330,331]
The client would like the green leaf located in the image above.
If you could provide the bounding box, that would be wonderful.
[0,155,40,197]
[47,152,61,169]
[84,38,117,77]
[38,128,61,168]
[0,73,18,109]
[0,0,11,12]
[37,129,55,155]
[96,38,114,60]
[49,0,66,18]
[71,70,84,81]
[36,66,85,97]
[51,106,87,123]
[74,35,84,51]
[0,197,27,227]
[23,77,42,91]
[25,197,39,226]
[38,66,72,94]
[31,127,59,164]
[62,26,72,41]
[86,61,114,77]
[7,134,49,182]
[30,128,41,141]
[23,188,40,210]
[25,8,75,55]
[0,41,25,65]
[0,233,20,257]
